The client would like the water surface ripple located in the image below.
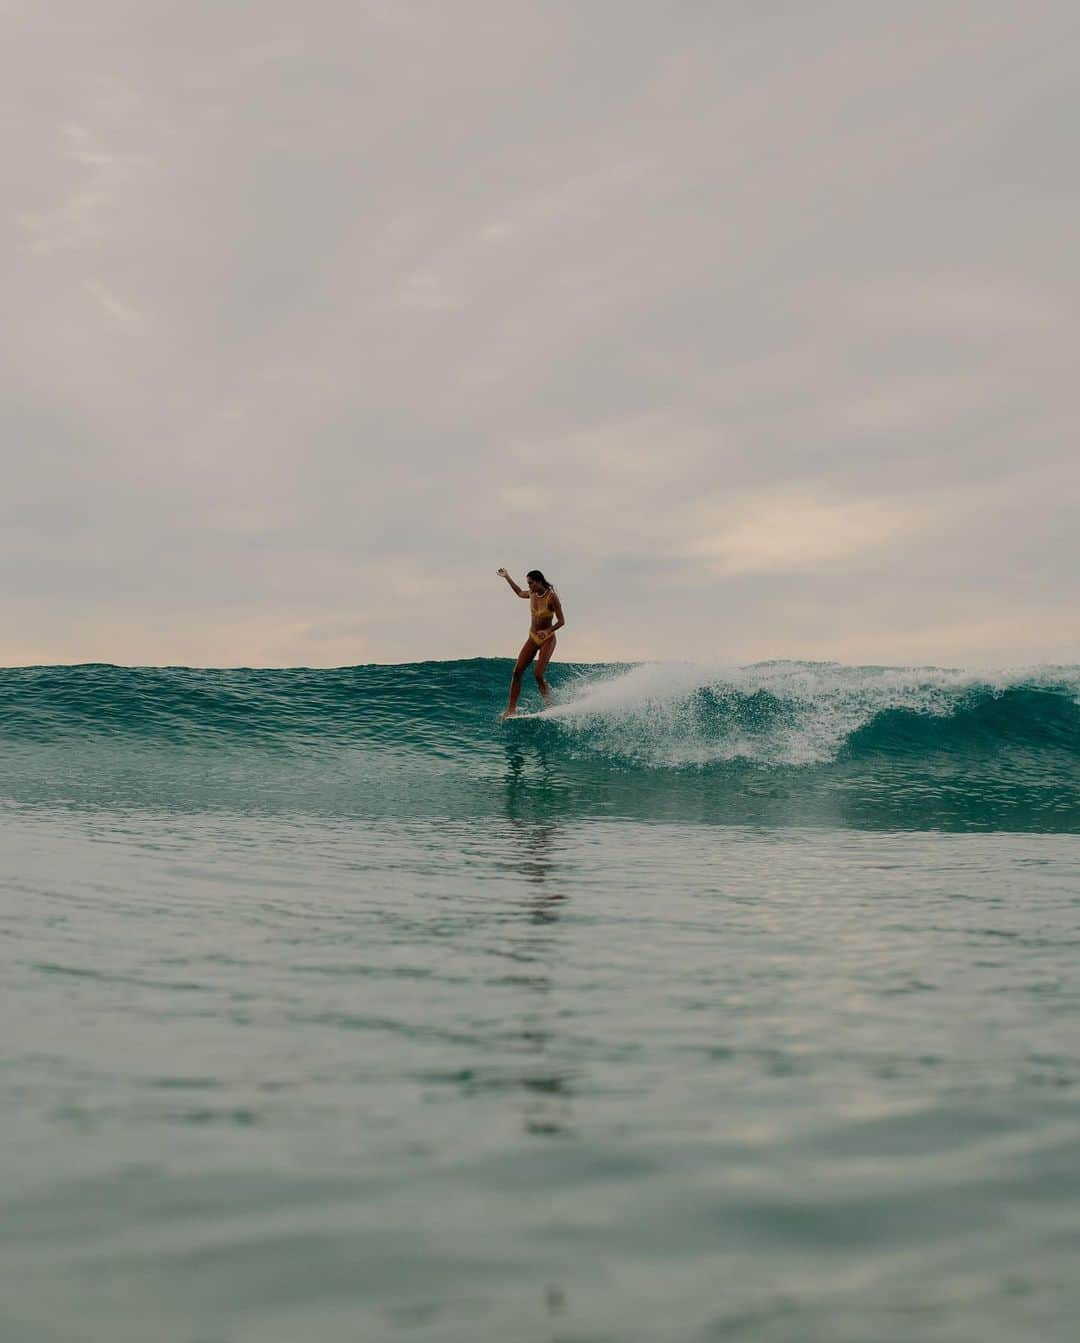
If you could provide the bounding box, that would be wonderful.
[2,660,1079,1340]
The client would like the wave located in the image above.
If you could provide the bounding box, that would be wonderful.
[537,661,1080,766]
[1,660,1078,831]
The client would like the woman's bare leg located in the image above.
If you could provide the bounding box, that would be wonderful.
[502,639,538,718]
[534,634,557,706]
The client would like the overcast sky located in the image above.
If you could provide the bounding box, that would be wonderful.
[5,1,1078,667]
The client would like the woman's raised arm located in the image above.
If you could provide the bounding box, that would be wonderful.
[497,568,529,597]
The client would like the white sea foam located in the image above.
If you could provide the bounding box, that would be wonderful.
[545,661,1080,768]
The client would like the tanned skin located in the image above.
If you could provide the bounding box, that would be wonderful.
[497,568,565,718]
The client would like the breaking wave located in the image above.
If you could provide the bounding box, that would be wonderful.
[1,660,1078,831]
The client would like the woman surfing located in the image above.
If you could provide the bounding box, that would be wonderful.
[497,568,565,718]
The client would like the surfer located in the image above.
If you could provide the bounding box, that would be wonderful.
[497,568,565,718]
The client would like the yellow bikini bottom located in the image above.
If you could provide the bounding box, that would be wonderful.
[530,630,552,647]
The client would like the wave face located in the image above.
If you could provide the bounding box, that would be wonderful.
[1,660,1079,831]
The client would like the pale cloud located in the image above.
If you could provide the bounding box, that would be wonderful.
[22,122,155,256]
[686,494,927,577]
[84,277,142,325]
[3,0,1079,667]
[837,375,991,435]
[399,271,461,312]
[853,279,1056,331]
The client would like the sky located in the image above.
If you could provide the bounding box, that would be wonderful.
[4,0,1078,667]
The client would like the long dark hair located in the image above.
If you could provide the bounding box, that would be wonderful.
[526,569,552,591]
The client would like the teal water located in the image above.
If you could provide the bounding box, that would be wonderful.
[3,661,1080,1341]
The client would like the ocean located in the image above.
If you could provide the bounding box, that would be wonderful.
[3,659,1079,1341]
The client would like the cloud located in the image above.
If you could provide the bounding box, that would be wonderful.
[853,279,1056,331]
[3,0,1079,666]
[685,493,930,576]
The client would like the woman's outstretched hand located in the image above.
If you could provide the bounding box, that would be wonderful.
[496,567,509,578]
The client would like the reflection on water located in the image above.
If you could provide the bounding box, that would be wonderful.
[496,745,573,1136]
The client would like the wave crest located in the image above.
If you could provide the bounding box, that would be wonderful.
[541,661,1080,768]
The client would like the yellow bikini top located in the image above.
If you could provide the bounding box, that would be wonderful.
[530,590,554,617]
